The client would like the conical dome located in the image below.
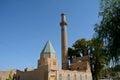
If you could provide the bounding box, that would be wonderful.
[40,40,56,58]
[41,40,56,53]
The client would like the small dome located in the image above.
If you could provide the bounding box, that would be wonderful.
[40,40,56,58]
[41,40,56,53]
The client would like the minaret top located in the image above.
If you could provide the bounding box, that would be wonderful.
[60,13,67,26]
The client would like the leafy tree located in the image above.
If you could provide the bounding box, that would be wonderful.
[103,65,120,80]
[94,0,120,64]
[73,38,88,56]
[6,71,15,80]
[68,38,109,80]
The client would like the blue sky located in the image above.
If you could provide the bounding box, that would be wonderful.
[0,0,100,70]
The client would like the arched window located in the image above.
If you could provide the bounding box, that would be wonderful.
[68,74,70,80]
[77,67,80,70]
[80,75,82,80]
[74,74,76,80]
[85,75,87,80]
[59,74,62,80]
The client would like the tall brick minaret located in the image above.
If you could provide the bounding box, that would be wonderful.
[60,13,68,70]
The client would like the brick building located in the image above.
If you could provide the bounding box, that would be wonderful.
[0,13,92,80]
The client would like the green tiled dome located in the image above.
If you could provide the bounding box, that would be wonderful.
[41,40,56,53]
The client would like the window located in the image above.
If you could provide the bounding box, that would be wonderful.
[74,74,76,80]
[50,75,56,80]
[53,62,56,65]
[59,74,62,80]
[68,74,70,80]
[85,75,87,80]
[80,75,82,80]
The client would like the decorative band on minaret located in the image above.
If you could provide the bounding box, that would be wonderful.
[60,13,68,70]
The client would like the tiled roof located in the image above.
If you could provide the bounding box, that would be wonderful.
[41,40,56,53]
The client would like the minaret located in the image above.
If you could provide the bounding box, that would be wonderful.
[60,13,68,70]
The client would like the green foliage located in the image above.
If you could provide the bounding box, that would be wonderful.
[73,38,88,56]
[68,38,109,80]
[103,65,120,79]
[95,0,120,64]
[6,71,15,80]
[113,64,120,71]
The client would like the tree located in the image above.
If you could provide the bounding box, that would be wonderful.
[103,65,120,80]
[68,38,109,80]
[6,71,15,80]
[94,0,120,64]
[110,64,120,80]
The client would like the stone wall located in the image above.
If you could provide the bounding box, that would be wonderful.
[15,65,49,80]
[0,70,16,80]
[57,69,92,80]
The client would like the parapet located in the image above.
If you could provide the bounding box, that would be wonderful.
[72,56,90,63]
